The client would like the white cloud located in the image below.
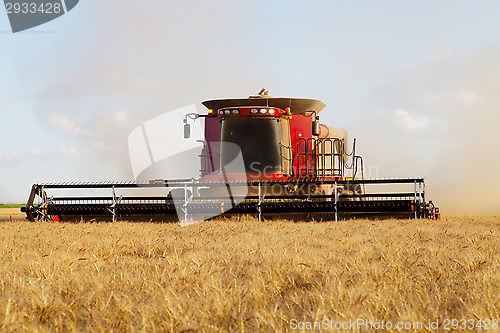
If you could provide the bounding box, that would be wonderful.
[395,110,428,131]
[48,113,75,130]
[0,151,21,162]
[104,110,128,124]
[29,148,49,155]
[48,113,92,137]
[455,90,482,107]
[58,146,79,156]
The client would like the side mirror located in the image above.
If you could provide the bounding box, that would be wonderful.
[184,123,191,139]
[312,117,320,136]
[183,113,200,139]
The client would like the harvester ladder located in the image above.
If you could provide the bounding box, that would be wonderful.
[316,138,344,177]
[295,138,316,176]
[294,138,344,177]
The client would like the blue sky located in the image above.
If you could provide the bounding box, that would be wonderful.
[1,0,500,214]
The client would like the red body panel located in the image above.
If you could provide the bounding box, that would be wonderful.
[290,114,316,176]
[202,117,221,174]
[290,114,313,144]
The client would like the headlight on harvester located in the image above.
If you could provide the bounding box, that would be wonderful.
[251,109,258,114]
[260,109,267,114]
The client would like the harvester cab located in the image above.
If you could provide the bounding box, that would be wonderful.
[21,90,440,222]
[199,93,359,197]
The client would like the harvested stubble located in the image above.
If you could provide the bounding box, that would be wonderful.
[0,216,498,332]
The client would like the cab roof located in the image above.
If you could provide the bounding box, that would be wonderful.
[202,97,326,115]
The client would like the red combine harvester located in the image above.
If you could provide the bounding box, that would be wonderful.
[22,90,440,222]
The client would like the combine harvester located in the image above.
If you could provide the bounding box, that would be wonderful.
[22,90,440,222]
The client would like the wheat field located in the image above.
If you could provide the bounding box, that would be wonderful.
[0,216,498,332]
